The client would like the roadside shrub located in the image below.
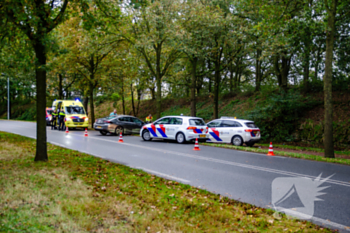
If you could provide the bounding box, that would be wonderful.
[95,95,110,106]
[16,106,36,121]
[244,92,321,142]
[299,119,350,149]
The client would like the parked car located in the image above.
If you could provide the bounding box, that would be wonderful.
[94,115,145,135]
[140,116,209,144]
[45,107,54,126]
[206,117,260,146]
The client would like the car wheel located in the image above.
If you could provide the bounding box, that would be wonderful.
[142,130,152,141]
[231,135,243,146]
[99,131,107,136]
[246,142,255,147]
[115,126,124,135]
[176,132,186,144]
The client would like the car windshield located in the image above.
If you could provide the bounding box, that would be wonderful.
[245,122,258,128]
[189,118,205,126]
[65,106,85,114]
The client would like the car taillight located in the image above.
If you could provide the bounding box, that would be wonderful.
[187,126,197,130]
[206,127,208,133]
[104,121,112,123]
[245,129,253,132]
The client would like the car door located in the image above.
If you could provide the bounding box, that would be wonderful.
[153,117,170,138]
[130,117,144,134]
[118,117,132,134]
[167,117,183,139]
[221,120,237,143]
[207,120,223,142]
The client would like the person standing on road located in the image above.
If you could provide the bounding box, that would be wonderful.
[110,109,118,116]
[51,110,58,130]
[145,114,153,123]
[58,108,66,131]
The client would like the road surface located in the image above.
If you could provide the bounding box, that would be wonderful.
[1,120,349,231]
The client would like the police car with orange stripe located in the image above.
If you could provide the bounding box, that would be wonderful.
[140,115,209,144]
[207,117,260,147]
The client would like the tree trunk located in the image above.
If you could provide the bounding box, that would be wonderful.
[33,41,48,162]
[156,75,161,119]
[281,56,290,93]
[190,57,198,117]
[136,88,141,116]
[255,48,262,92]
[83,96,89,116]
[274,56,283,87]
[89,81,95,128]
[58,74,63,99]
[229,62,234,94]
[314,45,322,82]
[323,0,338,158]
[131,83,135,116]
[303,29,311,93]
[208,60,212,93]
[155,45,162,119]
[213,61,220,119]
[121,77,125,115]
[150,87,155,100]
[274,54,290,93]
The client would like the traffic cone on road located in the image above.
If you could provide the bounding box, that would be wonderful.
[65,127,69,134]
[267,142,275,156]
[118,132,124,143]
[84,128,88,137]
[193,138,200,151]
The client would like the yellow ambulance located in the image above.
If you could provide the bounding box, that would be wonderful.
[52,99,89,129]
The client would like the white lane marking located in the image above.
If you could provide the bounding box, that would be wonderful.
[274,207,350,231]
[72,135,350,188]
[135,167,190,183]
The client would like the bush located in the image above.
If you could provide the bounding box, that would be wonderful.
[16,106,36,121]
[244,92,321,142]
[299,119,350,149]
[94,95,110,107]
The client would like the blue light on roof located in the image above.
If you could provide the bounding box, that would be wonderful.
[75,98,80,102]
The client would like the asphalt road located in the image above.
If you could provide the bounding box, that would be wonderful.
[1,120,350,231]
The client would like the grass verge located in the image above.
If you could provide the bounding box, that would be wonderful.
[201,143,350,166]
[258,143,350,156]
[0,132,332,232]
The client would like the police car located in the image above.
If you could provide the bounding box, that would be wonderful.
[207,117,260,146]
[140,116,209,143]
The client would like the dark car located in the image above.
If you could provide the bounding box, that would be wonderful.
[94,115,145,136]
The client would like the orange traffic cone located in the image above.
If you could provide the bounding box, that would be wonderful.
[65,127,69,134]
[118,132,124,143]
[84,128,88,137]
[267,142,275,156]
[193,138,200,151]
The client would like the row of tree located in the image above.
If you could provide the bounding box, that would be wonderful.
[1,0,349,160]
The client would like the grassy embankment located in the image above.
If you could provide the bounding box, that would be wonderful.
[0,132,331,232]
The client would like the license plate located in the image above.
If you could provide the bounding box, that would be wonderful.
[97,126,102,129]
[199,134,206,138]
